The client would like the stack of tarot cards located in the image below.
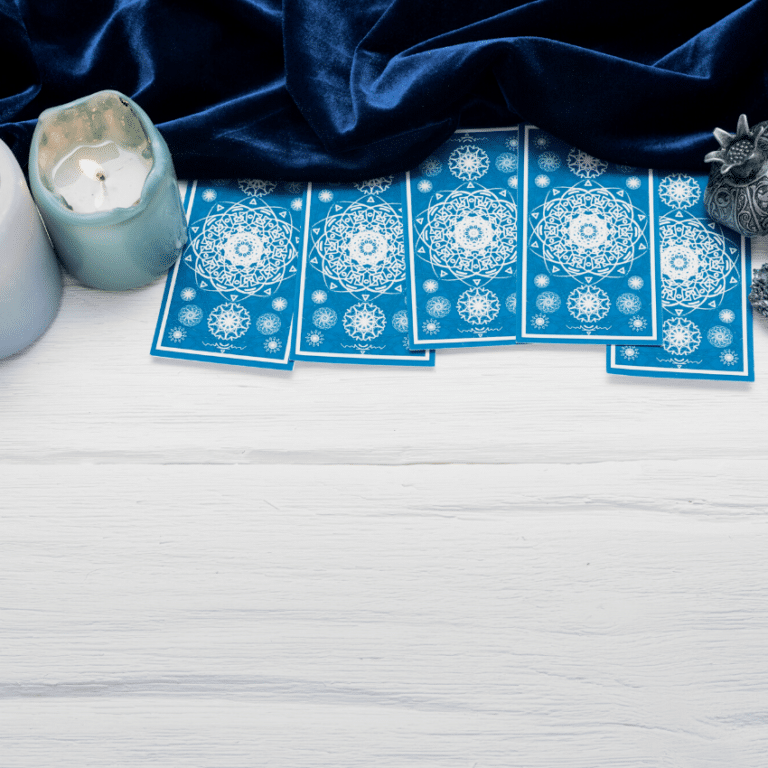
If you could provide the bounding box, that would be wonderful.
[152,127,754,381]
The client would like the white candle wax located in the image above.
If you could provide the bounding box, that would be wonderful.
[51,140,152,213]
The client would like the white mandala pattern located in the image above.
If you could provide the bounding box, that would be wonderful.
[318,190,333,203]
[508,175,518,189]
[271,297,288,312]
[343,302,386,341]
[448,146,490,181]
[422,319,440,335]
[426,296,451,318]
[392,310,409,333]
[533,274,550,288]
[567,149,608,179]
[311,198,404,298]
[530,313,549,329]
[707,325,733,348]
[531,186,647,282]
[417,180,433,193]
[659,174,700,210]
[536,291,561,313]
[354,176,394,195]
[202,189,217,202]
[534,135,550,150]
[168,327,186,342]
[719,308,735,323]
[495,153,517,173]
[628,315,647,332]
[311,290,327,304]
[538,152,561,172]
[420,157,442,177]
[505,136,519,150]
[208,303,251,340]
[663,317,701,355]
[505,293,517,313]
[180,287,197,301]
[626,177,641,190]
[306,330,324,347]
[616,292,642,315]
[238,179,276,197]
[457,287,500,325]
[312,307,337,329]
[264,337,282,353]
[190,199,297,300]
[567,285,610,322]
[531,185,647,282]
[659,213,738,313]
[290,198,303,211]
[620,346,640,361]
[534,174,550,188]
[178,305,203,327]
[627,276,644,290]
[255,313,281,335]
[720,349,738,366]
[416,186,516,285]
[422,279,439,293]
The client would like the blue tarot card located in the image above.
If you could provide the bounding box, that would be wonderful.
[151,179,306,370]
[518,125,663,344]
[404,127,519,349]
[608,171,754,381]
[293,178,434,366]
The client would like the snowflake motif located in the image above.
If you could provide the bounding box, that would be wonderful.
[202,189,217,202]
[419,157,443,177]
[530,313,549,329]
[507,175,518,189]
[285,181,304,194]
[318,189,334,203]
[719,309,735,323]
[620,346,640,361]
[426,296,451,318]
[627,276,644,290]
[392,310,409,333]
[305,330,324,347]
[616,165,637,174]
[255,313,281,335]
[567,285,610,322]
[402,336,410,348]
[707,325,733,348]
[531,186,647,283]
[505,293,517,313]
[180,287,197,301]
[457,287,500,325]
[536,291,561,313]
[626,177,642,190]
[343,302,386,341]
[290,198,303,211]
[311,196,405,298]
[495,153,518,173]
[505,136,519,150]
[168,327,187,343]
[659,174,701,210]
[616,292,642,315]
[354,176,394,196]
[422,319,440,335]
[534,174,550,188]
[263,337,282,353]
[567,148,608,179]
[238,179,276,197]
[538,152,561,172]
[415,186,516,285]
[271,297,288,312]
[534,135,550,150]
[208,303,251,341]
[533,274,550,288]
[417,180,433,193]
[448,145,490,181]
[659,214,738,313]
[190,199,297,300]
[178,305,203,327]
[720,349,738,366]
[663,317,701,355]
[312,307,337,329]
[422,279,439,293]
[311,290,328,304]
[628,315,647,332]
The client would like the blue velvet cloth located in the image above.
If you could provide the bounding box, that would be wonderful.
[2,0,766,180]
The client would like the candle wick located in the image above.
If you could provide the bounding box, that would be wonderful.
[96,171,106,182]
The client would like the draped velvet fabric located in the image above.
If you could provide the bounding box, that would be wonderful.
[1,0,767,181]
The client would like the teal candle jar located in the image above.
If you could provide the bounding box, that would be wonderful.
[0,138,62,359]
[29,90,188,291]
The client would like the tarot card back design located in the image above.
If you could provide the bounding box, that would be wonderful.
[151,179,306,369]
[293,178,433,366]
[405,127,519,349]
[608,172,754,381]
[519,126,662,344]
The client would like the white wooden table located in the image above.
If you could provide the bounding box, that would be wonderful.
[1,220,767,766]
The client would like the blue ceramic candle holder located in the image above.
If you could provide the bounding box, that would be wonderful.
[29,90,188,291]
